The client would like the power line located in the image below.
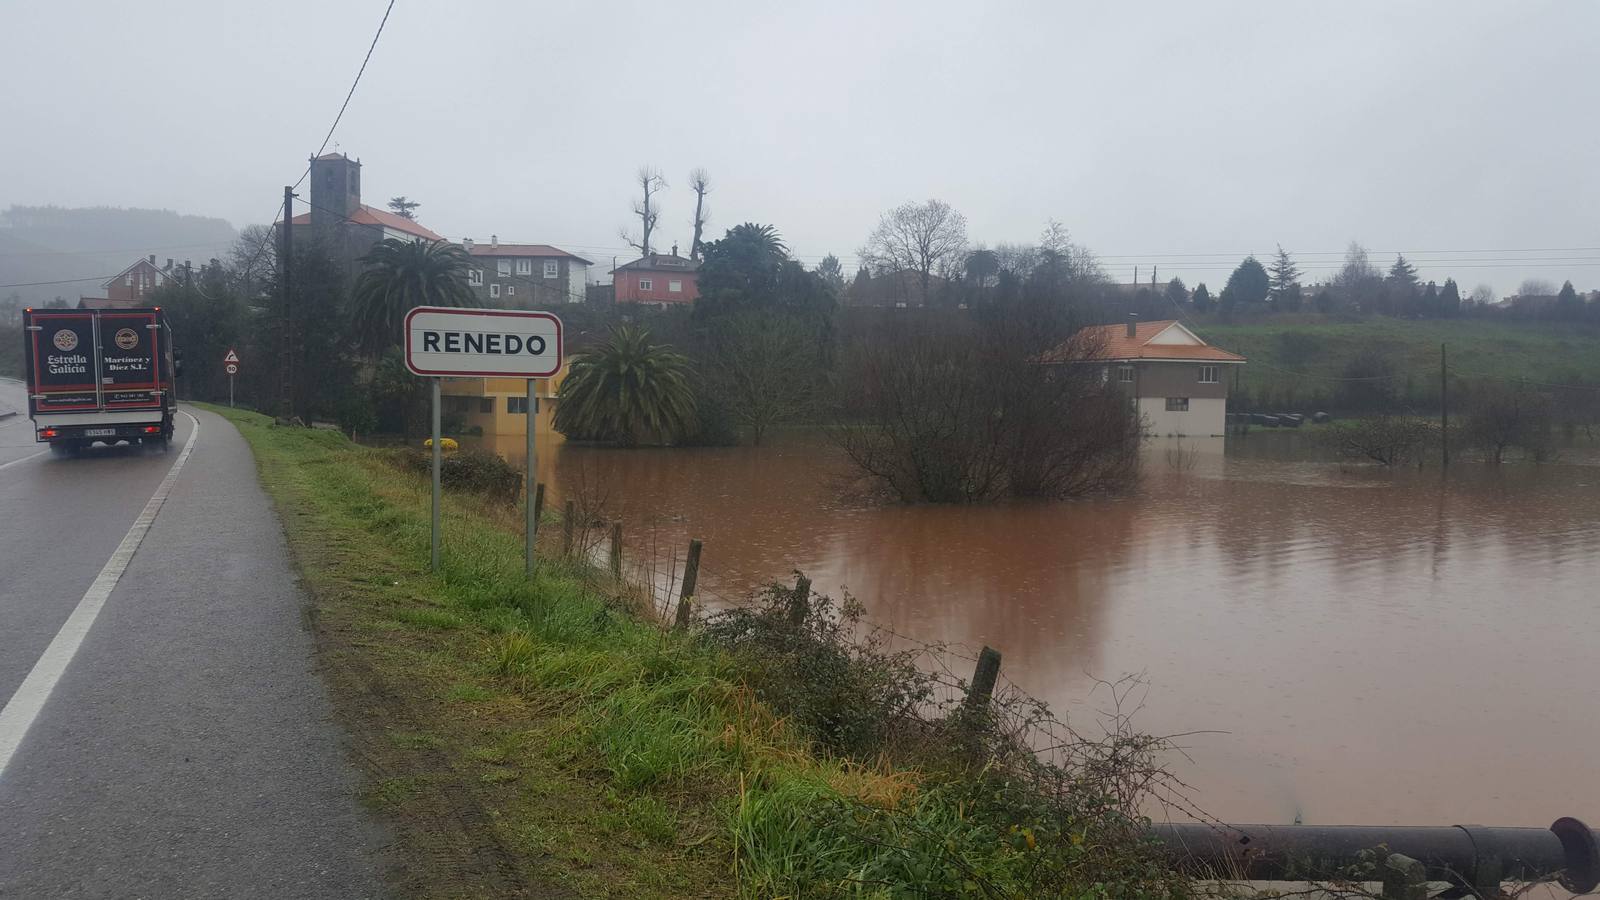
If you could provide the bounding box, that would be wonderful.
[294,0,396,191]
[0,273,122,289]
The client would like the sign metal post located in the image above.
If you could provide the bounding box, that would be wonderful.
[525,379,537,575]
[431,377,442,572]
[402,307,564,577]
[223,348,241,409]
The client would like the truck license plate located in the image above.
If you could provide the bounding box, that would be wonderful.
[84,428,116,437]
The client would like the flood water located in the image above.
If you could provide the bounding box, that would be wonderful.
[472,429,1600,832]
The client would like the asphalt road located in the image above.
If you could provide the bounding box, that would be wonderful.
[0,395,391,898]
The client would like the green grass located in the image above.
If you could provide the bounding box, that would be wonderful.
[1192,316,1600,411]
[201,404,941,898]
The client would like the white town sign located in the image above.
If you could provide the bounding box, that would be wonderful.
[403,307,564,378]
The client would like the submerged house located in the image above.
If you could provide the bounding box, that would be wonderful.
[1078,317,1246,437]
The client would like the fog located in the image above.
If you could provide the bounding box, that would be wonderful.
[2,0,1597,292]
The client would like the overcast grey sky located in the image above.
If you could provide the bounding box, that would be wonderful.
[3,0,1597,292]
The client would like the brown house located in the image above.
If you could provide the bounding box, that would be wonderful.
[612,251,699,306]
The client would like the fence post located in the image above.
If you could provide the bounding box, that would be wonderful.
[674,538,702,629]
[562,499,576,557]
[609,522,623,578]
[533,483,545,534]
[787,574,811,626]
[1380,853,1427,900]
[965,646,1002,710]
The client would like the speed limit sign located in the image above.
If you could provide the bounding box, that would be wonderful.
[225,363,239,375]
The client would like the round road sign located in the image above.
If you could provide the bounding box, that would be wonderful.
[225,363,239,375]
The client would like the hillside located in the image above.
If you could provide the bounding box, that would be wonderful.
[1190,316,1600,413]
[0,205,237,305]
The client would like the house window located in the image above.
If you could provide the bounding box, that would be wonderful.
[506,285,515,296]
[497,259,511,277]
[1198,365,1219,384]
[669,280,682,293]
[125,274,133,286]
[543,260,559,279]
[1165,397,1190,412]
[479,397,494,414]
[469,269,483,286]
[490,283,501,299]
[1117,365,1135,383]
[639,278,653,291]
[507,396,529,414]
[516,259,532,275]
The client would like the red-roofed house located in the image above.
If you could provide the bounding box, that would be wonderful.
[612,251,699,306]
[461,236,593,307]
[1067,317,1245,437]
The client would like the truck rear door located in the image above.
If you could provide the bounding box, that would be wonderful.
[26,311,99,414]
[96,310,162,409]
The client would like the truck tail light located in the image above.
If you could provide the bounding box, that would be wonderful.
[143,426,161,434]
[40,428,58,439]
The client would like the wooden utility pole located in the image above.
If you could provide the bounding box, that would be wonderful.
[1440,343,1449,469]
[280,185,294,419]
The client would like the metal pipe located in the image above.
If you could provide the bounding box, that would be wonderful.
[1150,818,1599,892]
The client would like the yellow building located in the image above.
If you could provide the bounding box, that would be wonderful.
[439,364,567,438]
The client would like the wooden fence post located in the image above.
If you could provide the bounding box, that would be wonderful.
[788,574,811,626]
[965,646,1002,710]
[609,522,623,578]
[532,483,545,535]
[562,499,576,557]
[674,538,702,629]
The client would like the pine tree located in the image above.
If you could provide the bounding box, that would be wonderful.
[1191,283,1212,313]
[1439,278,1462,317]
[1268,244,1301,309]
[1387,255,1419,289]
[1557,280,1582,319]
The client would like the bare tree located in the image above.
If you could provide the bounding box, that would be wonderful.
[832,308,1139,503]
[1469,284,1497,307]
[1516,278,1557,298]
[1464,383,1554,463]
[1332,241,1382,311]
[688,168,711,260]
[225,224,278,299]
[620,166,667,258]
[703,312,817,445]
[860,199,969,307]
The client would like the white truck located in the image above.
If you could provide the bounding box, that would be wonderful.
[21,306,180,454]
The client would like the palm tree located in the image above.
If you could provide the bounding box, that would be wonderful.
[727,222,786,259]
[553,325,696,446]
[351,238,475,355]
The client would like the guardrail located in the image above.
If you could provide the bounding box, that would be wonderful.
[1152,818,1598,898]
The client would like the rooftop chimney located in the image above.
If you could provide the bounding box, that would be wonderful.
[463,238,475,252]
[148,254,156,264]
[671,243,679,257]
[166,258,173,270]
[490,234,498,250]
[1126,313,1138,338]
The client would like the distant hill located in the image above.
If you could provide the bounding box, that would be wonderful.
[0,205,237,305]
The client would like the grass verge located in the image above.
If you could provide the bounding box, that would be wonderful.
[208,404,1191,899]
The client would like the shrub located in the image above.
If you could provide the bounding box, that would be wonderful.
[1321,416,1438,466]
[390,448,523,503]
[700,580,934,758]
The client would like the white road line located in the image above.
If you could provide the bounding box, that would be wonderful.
[0,450,49,472]
[0,412,201,781]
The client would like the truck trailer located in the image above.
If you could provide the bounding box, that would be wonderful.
[21,306,178,454]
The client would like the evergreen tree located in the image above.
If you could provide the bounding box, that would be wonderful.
[1557,280,1582,318]
[1191,283,1212,313]
[1268,244,1301,309]
[1222,256,1270,308]
[1439,278,1462,317]
[1421,281,1439,317]
[1387,254,1419,288]
[1164,277,1188,309]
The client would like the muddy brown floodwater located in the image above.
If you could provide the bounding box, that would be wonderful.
[470,429,1600,834]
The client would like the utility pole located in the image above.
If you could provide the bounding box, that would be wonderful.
[280,185,294,419]
[1440,342,1449,469]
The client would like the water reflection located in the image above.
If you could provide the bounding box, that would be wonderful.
[466,431,1600,829]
